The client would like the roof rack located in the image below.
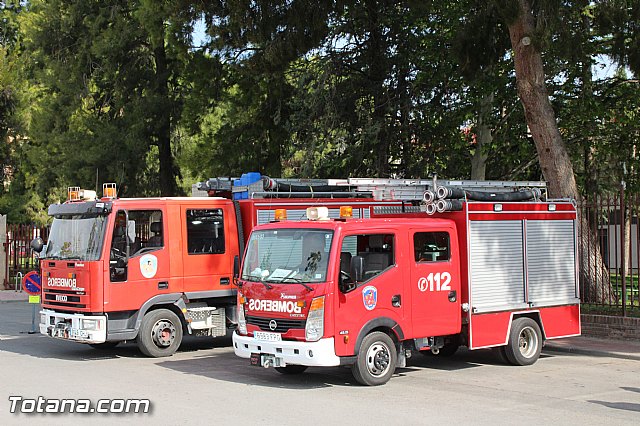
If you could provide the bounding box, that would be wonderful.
[193,172,547,202]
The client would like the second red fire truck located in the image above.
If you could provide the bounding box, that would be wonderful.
[232,181,580,385]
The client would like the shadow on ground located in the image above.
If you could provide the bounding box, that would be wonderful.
[155,346,520,389]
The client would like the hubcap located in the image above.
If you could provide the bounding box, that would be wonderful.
[518,326,538,358]
[365,341,391,377]
[151,319,176,348]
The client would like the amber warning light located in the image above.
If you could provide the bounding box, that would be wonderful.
[340,206,353,219]
[274,209,287,221]
[68,187,81,201]
[103,183,117,199]
[67,187,97,202]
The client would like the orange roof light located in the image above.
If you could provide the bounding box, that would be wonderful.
[103,183,117,199]
[340,206,353,219]
[274,209,287,221]
[68,187,80,201]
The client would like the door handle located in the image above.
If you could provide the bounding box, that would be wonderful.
[220,277,230,286]
[448,290,457,302]
[158,281,169,290]
[391,294,401,307]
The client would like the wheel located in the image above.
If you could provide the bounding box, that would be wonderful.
[504,317,543,366]
[352,332,397,386]
[275,365,308,375]
[137,309,183,358]
[89,342,119,350]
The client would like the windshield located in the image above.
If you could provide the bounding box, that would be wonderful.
[242,229,333,284]
[45,215,107,260]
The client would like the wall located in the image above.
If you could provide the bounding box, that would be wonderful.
[581,314,640,341]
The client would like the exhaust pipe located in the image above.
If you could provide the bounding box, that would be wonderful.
[431,347,440,355]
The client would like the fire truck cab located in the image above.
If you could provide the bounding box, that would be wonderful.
[37,192,241,356]
[233,195,581,385]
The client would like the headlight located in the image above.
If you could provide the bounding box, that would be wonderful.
[237,294,247,335]
[305,296,325,342]
[81,318,99,331]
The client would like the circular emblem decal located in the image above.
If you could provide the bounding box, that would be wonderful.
[140,254,158,279]
[269,319,278,331]
[418,277,429,292]
[362,285,378,311]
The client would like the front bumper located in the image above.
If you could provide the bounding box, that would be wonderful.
[233,331,341,367]
[39,309,107,344]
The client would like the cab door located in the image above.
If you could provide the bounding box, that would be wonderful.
[409,227,461,337]
[180,203,236,293]
[333,232,406,357]
[106,208,171,311]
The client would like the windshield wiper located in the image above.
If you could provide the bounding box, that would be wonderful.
[243,274,273,289]
[280,277,313,291]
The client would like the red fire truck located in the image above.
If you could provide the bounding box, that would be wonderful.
[32,174,451,357]
[232,182,580,385]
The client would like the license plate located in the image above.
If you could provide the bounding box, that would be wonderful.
[52,327,87,340]
[253,331,282,342]
[69,329,88,339]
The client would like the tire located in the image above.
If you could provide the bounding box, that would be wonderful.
[352,332,397,386]
[137,309,183,358]
[504,317,543,366]
[492,346,510,364]
[89,342,119,350]
[275,365,308,375]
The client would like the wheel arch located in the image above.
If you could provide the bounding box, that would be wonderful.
[512,311,546,340]
[134,294,188,333]
[353,317,405,355]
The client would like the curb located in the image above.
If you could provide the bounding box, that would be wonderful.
[543,343,640,362]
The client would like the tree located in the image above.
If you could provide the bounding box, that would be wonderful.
[15,0,209,200]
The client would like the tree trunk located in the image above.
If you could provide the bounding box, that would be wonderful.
[471,93,494,180]
[506,0,577,199]
[505,0,614,303]
[153,23,180,196]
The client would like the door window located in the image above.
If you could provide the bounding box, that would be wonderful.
[340,233,395,283]
[414,232,450,262]
[186,209,225,254]
[110,210,163,282]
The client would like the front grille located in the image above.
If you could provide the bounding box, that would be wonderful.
[43,288,87,310]
[246,315,305,333]
[44,293,81,303]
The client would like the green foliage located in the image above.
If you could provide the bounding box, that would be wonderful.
[1,0,639,223]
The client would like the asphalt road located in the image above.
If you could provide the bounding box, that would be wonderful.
[0,302,638,425]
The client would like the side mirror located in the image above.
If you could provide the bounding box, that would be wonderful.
[31,237,44,254]
[350,256,364,283]
[233,255,240,278]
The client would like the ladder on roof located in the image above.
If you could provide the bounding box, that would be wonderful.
[193,173,547,201]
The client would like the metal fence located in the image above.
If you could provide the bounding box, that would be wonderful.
[3,194,640,315]
[3,224,48,290]
[578,191,640,316]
